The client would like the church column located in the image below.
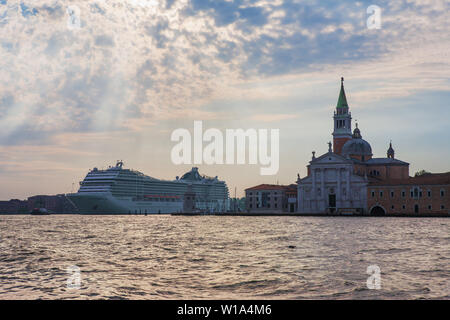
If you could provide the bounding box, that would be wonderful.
[311,168,316,211]
[321,168,325,198]
[321,169,325,211]
[337,168,341,209]
[346,169,351,201]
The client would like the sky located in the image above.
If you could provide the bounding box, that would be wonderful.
[0,0,449,199]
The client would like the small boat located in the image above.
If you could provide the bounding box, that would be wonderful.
[30,208,51,215]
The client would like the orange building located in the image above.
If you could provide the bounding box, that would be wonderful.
[368,173,450,215]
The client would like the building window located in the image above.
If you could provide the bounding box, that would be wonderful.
[441,205,445,210]
[441,189,445,197]
[371,191,375,198]
[402,205,406,210]
[428,205,432,210]
[390,191,394,198]
[249,204,252,208]
[380,191,383,198]
[391,205,394,210]
[274,203,277,208]
[402,190,406,198]
[427,190,431,197]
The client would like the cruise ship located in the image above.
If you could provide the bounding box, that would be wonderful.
[66,161,229,214]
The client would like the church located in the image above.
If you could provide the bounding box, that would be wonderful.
[297,78,449,215]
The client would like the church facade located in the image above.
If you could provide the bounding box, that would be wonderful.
[296,144,368,214]
[297,78,449,215]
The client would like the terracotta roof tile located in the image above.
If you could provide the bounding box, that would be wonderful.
[369,172,450,186]
[245,184,293,191]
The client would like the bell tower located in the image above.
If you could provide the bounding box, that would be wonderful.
[332,77,352,155]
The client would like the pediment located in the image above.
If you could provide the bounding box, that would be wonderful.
[310,152,352,164]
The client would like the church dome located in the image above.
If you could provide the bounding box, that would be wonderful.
[341,124,373,158]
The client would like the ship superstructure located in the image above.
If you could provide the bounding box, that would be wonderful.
[67,161,229,214]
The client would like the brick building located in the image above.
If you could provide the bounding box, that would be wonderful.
[245,184,297,213]
[368,173,450,215]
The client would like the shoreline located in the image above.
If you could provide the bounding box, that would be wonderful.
[1,213,448,218]
[171,212,450,218]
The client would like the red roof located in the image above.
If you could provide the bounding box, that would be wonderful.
[245,184,296,191]
[369,172,450,186]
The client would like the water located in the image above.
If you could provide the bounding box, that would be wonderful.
[0,215,448,299]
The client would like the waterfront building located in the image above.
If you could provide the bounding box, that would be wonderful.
[368,172,450,215]
[245,184,297,213]
[0,199,28,214]
[296,144,368,214]
[297,78,449,215]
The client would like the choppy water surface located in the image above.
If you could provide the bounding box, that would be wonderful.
[0,215,448,299]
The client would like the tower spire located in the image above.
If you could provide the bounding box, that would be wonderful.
[337,77,348,109]
[332,76,352,154]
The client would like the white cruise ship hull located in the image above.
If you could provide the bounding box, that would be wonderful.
[67,192,183,214]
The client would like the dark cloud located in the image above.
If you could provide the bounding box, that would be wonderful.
[39,4,64,20]
[44,33,68,56]
[190,0,269,27]
[94,35,115,47]
[166,0,176,9]
[90,3,106,15]
[145,18,170,48]
[0,93,14,116]
[20,3,38,18]
[0,123,53,146]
